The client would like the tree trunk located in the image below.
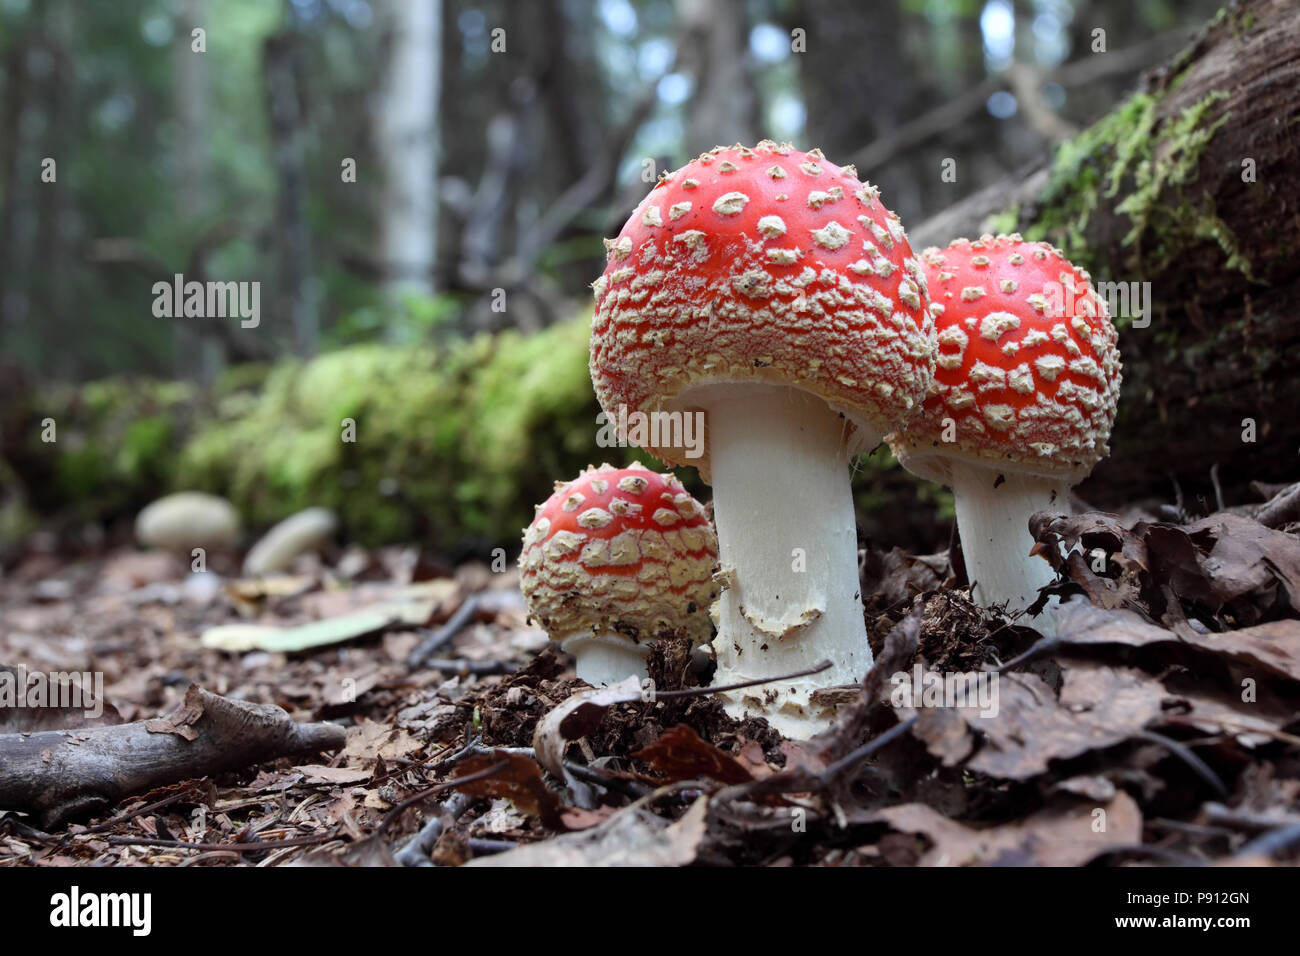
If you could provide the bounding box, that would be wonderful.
[676,0,756,153]
[375,0,441,308]
[172,0,227,380]
[909,0,1300,512]
[264,26,318,357]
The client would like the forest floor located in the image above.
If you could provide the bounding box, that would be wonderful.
[2,484,1300,867]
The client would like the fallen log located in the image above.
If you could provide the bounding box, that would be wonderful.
[909,0,1300,509]
[0,684,345,829]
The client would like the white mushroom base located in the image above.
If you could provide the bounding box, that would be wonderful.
[559,633,650,687]
[950,467,1068,636]
[698,385,874,739]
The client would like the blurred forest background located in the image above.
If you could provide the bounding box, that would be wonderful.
[0,0,1279,560]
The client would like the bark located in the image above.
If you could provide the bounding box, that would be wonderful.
[794,0,911,162]
[0,685,346,829]
[0,26,39,341]
[172,0,227,380]
[909,0,1300,510]
[676,0,756,152]
[376,0,441,303]
[264,27,319,356]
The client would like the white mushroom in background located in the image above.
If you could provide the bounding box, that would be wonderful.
[243,507,339,576]
[135,492,240,555]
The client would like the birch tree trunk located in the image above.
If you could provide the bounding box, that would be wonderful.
[376,0,442,313]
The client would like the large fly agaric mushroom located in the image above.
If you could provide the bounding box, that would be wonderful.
[589,141,936,736]
[520,463,718,686]
[888,234,1122,634]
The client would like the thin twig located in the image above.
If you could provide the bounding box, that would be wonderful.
[420,657,514,676]
[376,758,509,837]
[1137,730,1228,798]
[1210,463,1225,512]
[1256,481,1300,528]
[408,594,484,668]
[77,789,204,835]
[653,660,833,699]
[1233,823,1300,860]
[1086,843,1204,866]
[394,792,474,867]
[101,832,338,853]
[1203,802,1300,832]
[990,633,1066,673]
[466,837,519,855]
[817,716,919,784]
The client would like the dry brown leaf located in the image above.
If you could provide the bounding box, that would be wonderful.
[532,677,642,777]
[466,795,709,867]
[631,724,755,785]
[872,792,1141,865]
[450,751,567,831]
[905,665,1165,780]
[293,765,372,785]
[1056,598,1300,684]
[143,684,206,741]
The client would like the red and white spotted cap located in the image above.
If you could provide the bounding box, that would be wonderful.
[520,463,719,647]
[888,234,1122,482]
[589,141,936,480]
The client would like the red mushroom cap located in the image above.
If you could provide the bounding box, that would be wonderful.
[520,463,718,645]
[589,141,935,478]
[889,234,1122,483]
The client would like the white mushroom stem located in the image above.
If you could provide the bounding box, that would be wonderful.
[559,633,650,687]
[700,385,873,739]
[948,467,1067,636]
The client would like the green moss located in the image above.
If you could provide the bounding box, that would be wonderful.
[1024,93,1159,267]
[1021,87,1243,284]
[175,316,621,549]
[9,315,958,553]
[985,204,1020,237]
[1112,92,1247,277]
[0,459,36,555]
[29,378,197,520]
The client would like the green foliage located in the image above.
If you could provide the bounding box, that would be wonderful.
[31,379,198,521]
[1025,93,1158,268]
[1022,87,1244,301]
[175,316,616,549]
[8,315,956,554]
[0,459,37,556]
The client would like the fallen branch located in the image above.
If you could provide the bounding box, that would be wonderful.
[1256,482,1300,529]
[407,589,521,669]
[0,685,345,829]
[394,792,474,867]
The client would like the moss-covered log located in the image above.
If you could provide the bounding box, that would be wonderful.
[912,0,1300,509]
[0,321,952,557]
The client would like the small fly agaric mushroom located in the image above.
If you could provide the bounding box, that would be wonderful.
[589,141,936,736]
[888,234,1122,634]
[520,463,719,686]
